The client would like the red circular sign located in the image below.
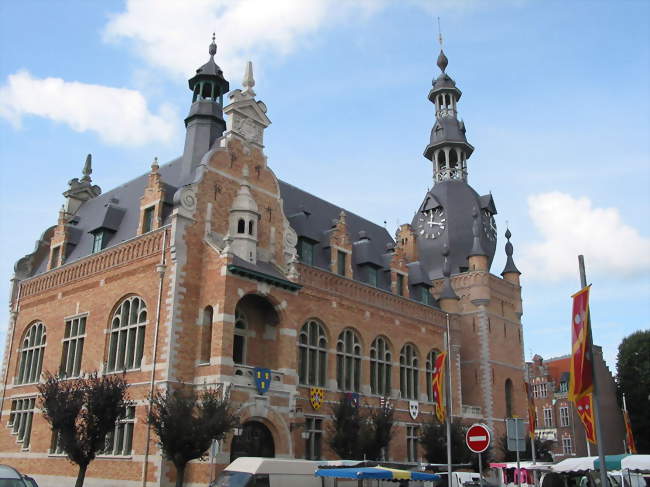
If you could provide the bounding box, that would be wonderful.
[466,423,491,453]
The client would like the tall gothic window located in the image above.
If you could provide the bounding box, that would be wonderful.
[16,322,46,384]
[336,329,362,392]
[60,316,86,378]
[370,336,392,396]
[106,296,147,372]
[199,306,213,364]
[425,349,440,402]
[298,320,327,386]
[400,344,419,400]
[233,309,247,365]
[505,378,514,417]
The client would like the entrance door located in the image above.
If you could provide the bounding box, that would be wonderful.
[230,420,275,461]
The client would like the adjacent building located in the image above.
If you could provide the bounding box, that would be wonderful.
[1,38,528,486]
[526,348,626,460]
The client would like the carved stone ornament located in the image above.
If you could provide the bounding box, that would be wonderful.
[180,186,197,212]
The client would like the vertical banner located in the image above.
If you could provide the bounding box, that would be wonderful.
[569,286,593,403]
[524,382,536,439]
[576,393,597,444]
[623,410,637,453]
[431,351,447,424]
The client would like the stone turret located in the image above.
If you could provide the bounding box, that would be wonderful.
[228,166,260,263]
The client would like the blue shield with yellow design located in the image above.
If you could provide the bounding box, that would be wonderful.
[254,367,271,395]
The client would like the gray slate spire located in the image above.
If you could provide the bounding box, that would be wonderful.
[469,205,487,257]
[81,154,92,183]
[439,243,459,300]
[501,228,521,275]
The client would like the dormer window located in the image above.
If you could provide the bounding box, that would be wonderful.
[415,285,434,306]
[367,266,378,287]
[142,206,155,233]
[396,273,404,296]
[336,251,346,276]
[50,246,61,269]
[297,237,315,266]
[91,229,114,254]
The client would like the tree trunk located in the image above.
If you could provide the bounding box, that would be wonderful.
[75,463,88,487]
[175,463,186,487]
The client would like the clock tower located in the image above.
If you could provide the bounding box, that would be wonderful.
[411,49,498,279]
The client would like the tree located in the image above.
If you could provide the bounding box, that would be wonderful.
[148,386,239,487]
[496,433,553,462]
[419,418,491,471]
[359,401,395,461]
[327,395,364,459]
[616,329,650,453]
[38,371,130,487]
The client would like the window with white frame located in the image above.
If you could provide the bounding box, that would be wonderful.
[233,309,247,365]
[562,437,573,455]
[540,382,548,397]
[106,296,147,372]
[559,406,570,427]
[407,425,419,462]
[304,416,323,460]
[425,349,440,402]
[9,398,36,448]
[370,336,392,396]
[336,329,362,392]
[101,406,135,456]
[60,316,86,377]
[400,344,419,400]
[16,322,46,384]
[298,320,327,386]
[50,430,65,455]
[543,407,553,428]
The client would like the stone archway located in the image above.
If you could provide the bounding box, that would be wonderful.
[230,420,275,462]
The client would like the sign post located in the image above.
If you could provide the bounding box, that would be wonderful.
[506,418,526,487]
[466,423,491,486]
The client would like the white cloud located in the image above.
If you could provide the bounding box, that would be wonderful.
[0,70,177,146]
[520,192,650,280]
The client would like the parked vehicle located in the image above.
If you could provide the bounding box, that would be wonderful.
[211,457,329,487]
[0,465,39,487]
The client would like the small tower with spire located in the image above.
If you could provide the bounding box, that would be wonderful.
[424,46,474,184]
[228,166,260,263]
[181,34,230,181]
[501,228,521,285]
[468,205,489,271]
[223,61,271,150]
[63,154,102,215]
[438,243,460,313]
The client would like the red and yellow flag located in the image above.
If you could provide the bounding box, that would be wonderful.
[431,351,446,424]
[576,393,597,443]
[569,286,593,403]
[623,410,637,453]
[524,382,536,439]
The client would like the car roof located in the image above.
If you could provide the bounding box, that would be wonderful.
[0,464,21,479]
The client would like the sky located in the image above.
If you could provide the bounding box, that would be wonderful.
[0,0,648,372]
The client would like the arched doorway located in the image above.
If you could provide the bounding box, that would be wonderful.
[230,421,275,461]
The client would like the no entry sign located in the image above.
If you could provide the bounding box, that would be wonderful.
[466,423,491,453]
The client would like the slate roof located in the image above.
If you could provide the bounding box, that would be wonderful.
[21,158,435,305]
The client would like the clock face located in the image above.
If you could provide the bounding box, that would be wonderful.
[482,209,497,241]
[417,207,446,239]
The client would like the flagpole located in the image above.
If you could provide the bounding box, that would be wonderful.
[578,255,607,487]
[445,313,453,482]
[622,394,629,454]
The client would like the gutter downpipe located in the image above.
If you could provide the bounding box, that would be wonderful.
[142,228,168,487]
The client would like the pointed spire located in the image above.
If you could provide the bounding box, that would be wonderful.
[242,61,256,97]
[151,156,159,173]
[209,32,217,58]
[81,154,92,182]
[469,205,487,257]
[437,50,448,73]
[439,243,459,300]
[501,228,521,276]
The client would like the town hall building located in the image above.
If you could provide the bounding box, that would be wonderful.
[1,37,527,486]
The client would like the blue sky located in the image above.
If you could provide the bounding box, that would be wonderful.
[1,0,648,371]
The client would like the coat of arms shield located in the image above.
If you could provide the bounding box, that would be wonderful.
[254,367,271,395]
[310,387,325,410]
[409,400,419,420]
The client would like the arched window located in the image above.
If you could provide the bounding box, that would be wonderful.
[202,82,212,99]
[107,296,147,372]
[400,344,419,400]
[199,306,213,364]
[505,378,514,418]
[425,349,440,402]
[237,219,245,234]
[370,336,392,396]
[233,309,247,365]
[248,220,254,235]
[449,149,458,169]
[298,320,327,386]
[16,322,46,384]
[336,329,362,392]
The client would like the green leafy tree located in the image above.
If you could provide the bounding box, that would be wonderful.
[419,418,491,470]
[327,395,364,459]
[148,386,239,487]
[616,329,650,453]
[38,371,130,487]
[496,433,553,462]
[359,401,395,461]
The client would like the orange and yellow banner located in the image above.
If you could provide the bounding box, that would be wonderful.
[524,382,536,439]
[569,286,593,403]
[623,410,637,453]
[431,351,446,424]
[576,393,597,443]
